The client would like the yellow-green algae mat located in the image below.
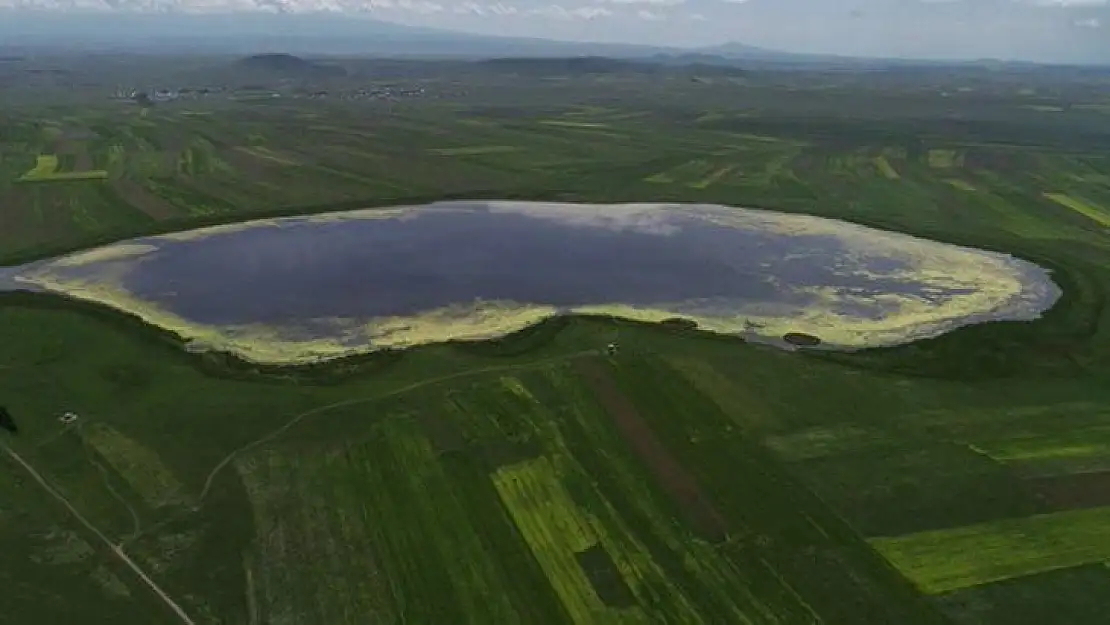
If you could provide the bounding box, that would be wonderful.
[4,201,1060,365]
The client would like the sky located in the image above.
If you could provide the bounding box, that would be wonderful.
[1,0,1108,62]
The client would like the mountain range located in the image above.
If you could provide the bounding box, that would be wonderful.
[0,11,807,59]
[1,9,1106,67]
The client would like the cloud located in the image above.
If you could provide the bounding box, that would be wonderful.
[1029,0,1108,6]
[2,0,1109,60]
[603,0,682,6]
[393,0,441,12]
[528,3,610,19]
[452,1,516,14]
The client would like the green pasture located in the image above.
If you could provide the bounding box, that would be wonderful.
[3,69,1110,625]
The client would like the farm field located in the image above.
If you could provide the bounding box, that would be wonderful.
[3,57,1110,625]
[18,155,109,182]
[872,506,1110,594]
[1043,193,1110,228]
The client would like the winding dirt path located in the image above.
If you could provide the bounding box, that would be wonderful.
[195,348,599,505]
[2,443,197,625]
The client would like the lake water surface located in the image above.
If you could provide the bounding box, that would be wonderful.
[4,201,1061,363]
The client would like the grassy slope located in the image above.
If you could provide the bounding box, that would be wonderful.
[0,305,958,625]
[3,75,1110,624]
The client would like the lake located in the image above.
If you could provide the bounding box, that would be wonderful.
[3,201,1061,363]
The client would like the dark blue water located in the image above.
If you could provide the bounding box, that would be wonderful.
[72,205,967,326]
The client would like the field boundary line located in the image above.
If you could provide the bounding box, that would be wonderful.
[33,422,77,449]
[1,443,198,625]
[80,428,144,542]
[194,348,598,505]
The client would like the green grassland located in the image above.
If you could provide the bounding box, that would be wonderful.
[3,62,1110,624]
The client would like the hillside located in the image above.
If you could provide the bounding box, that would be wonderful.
[236,53,346,78]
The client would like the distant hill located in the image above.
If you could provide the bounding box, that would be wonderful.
[476,56,751,79]
[696,42,799,61]
[477,56,658,75]
[2,11,1103,67]
[236,53,346,77]
[0,12,677,58]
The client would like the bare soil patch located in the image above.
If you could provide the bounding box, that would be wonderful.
[221,147,273,178]
[51,137,76,153]
[51,139,95,172]
[1027,471,1110,511]
[962,149,1033,173]
[575,543,636,607]
[0,188,25,230]
[0,187,50,248]
[575,359,729,542]
[73,148,93,172]
[110,179,180,220]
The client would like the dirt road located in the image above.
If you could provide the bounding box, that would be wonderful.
[2,443,198,625]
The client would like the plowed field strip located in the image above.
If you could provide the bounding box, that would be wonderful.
[575,360,728,541]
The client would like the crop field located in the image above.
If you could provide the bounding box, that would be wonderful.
[18,154,109,182]
[218,354,952,625]
[871,506,1110,594]
[935,565,1110,625]
[4,59,1110,625]
[1,71,1107,268]
[1043,192,1110,228]
[874,155,900,180]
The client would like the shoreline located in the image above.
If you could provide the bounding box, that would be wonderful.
[0,205,1068,379]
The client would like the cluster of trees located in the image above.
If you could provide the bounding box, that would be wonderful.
[0,405,15,434]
